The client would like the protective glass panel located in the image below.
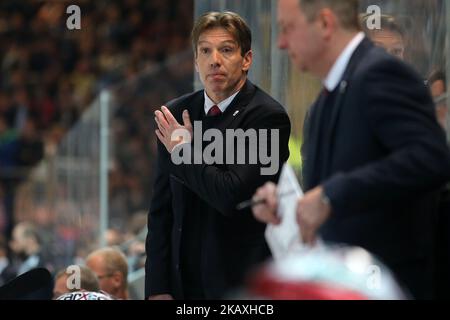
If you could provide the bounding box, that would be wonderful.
[13,50,194,272]
[195,0,450,170]
[360,0,449,137]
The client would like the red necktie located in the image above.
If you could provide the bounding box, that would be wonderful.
[207,105,222,117]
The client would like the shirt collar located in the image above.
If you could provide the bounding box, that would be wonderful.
[323,32,365,92]
[204,90,240,115]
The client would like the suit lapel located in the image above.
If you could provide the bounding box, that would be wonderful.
[174,91,203,225]
[187,91,205,122]
[214,79,256,132]
[322,38,374,176]
[304,91,327,189]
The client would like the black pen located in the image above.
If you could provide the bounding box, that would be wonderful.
[236,189,297,210]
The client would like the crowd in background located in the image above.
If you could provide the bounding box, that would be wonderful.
[0,0,193,289]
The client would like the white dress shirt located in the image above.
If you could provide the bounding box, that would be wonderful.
[204,90,240,115]
[323,32,365,92]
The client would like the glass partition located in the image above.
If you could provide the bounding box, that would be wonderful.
[195,0,450,164]
[13,50,194,271]
[360,0,449,138]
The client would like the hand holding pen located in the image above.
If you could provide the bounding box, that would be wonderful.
[237,182,296,226]
[236,189,296,210]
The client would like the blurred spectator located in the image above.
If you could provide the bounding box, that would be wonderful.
[53,265,100,299]
[122,211,147,273]
[0,187,7,235]
[0,235,8,281]
[1,221,53,283]
[0,115,18,177]
[0,117,44,240]
[362,14,406,60]
[1,0,194,279]
[85,246,128,300]
[126,240,145,273]
[104,228,124,247]
[11,86,33,132]
[428,69,447,130]
[15,118,44,176]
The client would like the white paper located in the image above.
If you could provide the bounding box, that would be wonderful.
[265,163,321,260]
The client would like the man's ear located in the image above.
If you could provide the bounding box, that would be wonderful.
[242,50,253,72]
[317,8,336,40]
[112,271,123,288]
[194,57,199,73]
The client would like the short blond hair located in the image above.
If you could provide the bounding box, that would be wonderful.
[55,266,100,292]
[86,247,128,289]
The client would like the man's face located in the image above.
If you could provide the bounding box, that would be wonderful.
[431,79,445,99]
[53,275,69,299]
[195,27,252,102]
[86,256,118,296]
[277,0,324,74]
[370,30,405,60]
[431,79,447,129]
[9,227,26,255]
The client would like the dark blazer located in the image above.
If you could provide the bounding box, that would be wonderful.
[145,80,290,299]
[302,38,450,299]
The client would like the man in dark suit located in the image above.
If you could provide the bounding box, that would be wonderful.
[252,0,450,299]
[145,11,290,300]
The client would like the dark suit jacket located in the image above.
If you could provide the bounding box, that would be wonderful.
[302,38,450,299]
[145,80,290,299]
